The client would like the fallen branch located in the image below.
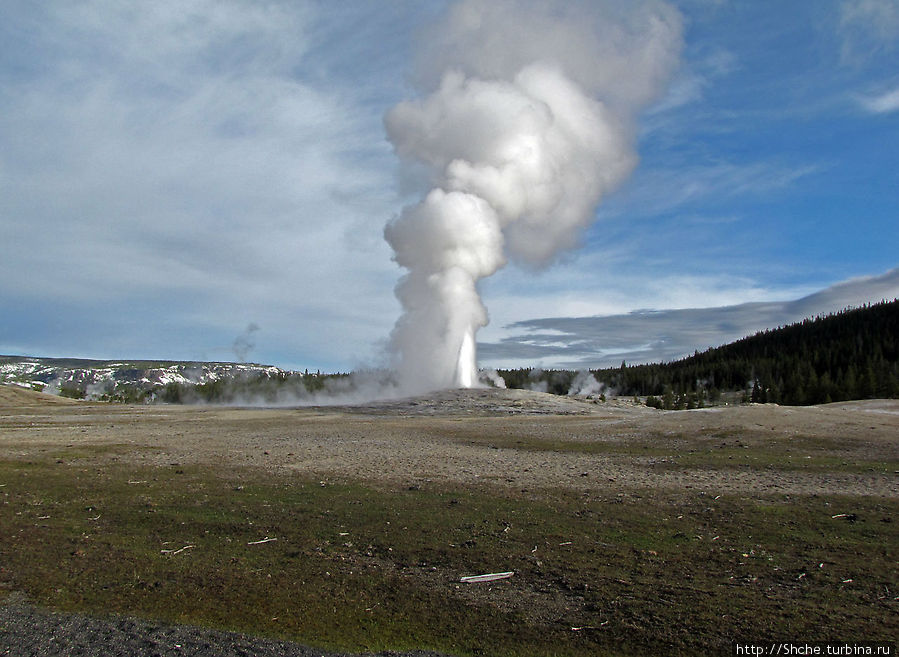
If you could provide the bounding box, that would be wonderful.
[161,545,195,555]
[460,571,513,583]
[247,537,277,545]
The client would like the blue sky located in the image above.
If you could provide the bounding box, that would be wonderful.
[1,0,897,372]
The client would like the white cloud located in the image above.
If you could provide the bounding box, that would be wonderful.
[858,86,899,113]
[841,0,899,40]
[601,160,821,219]
[478,264,817,345]
[646,46,735,116]
[479,267,899,369]
[839,0,899,62]
[0,1,403,369]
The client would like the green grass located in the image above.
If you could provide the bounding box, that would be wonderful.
[0,455,896,656]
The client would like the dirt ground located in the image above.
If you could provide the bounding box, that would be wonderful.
[1,386,895,498]
[1,385,897,656]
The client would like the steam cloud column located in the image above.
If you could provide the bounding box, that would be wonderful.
[384,0,683,394]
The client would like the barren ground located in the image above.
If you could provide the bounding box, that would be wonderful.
[2,386,894,497]
[1,386,896,656]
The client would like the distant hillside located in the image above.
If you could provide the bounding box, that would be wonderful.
[499,299,899,407]
[0,356,322,403]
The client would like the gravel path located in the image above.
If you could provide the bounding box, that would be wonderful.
[0,598,454,657]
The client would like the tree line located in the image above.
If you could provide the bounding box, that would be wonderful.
[497,299,899,407]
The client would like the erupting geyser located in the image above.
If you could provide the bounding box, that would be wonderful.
[455,327,476,388]
[384,0,682,394]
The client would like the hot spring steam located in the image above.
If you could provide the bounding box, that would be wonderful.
[384,0,682,394]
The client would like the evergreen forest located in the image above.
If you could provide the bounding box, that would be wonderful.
[497,299,899,407]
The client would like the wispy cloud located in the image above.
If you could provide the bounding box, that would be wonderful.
[858,86,899,113]
[645,46,736,117]
[0,1,404,368]
[479,268,899,369]
[603,160,821,220]
[839,0,899,63]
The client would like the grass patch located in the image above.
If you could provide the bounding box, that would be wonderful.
[442,426,898,474]
[0,455,896,656]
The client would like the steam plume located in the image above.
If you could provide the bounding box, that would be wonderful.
[232,322,260,363]
[384,0,682,393]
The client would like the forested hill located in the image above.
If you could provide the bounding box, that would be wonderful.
[499,299,899,406]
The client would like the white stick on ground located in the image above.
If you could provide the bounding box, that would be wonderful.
[460,571,513,583]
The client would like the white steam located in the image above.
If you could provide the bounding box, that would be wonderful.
[232,322,260,363]
[478,368,507,389]
[384,0,682,394]
[567,370,607,397]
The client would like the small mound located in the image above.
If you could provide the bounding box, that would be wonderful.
[334,387,600,416]
[0,384,79,407]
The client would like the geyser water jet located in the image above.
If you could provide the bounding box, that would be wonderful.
[455,328,476,388]
[384,0,683,394]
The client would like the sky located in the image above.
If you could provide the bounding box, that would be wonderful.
[1,0,897,373]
